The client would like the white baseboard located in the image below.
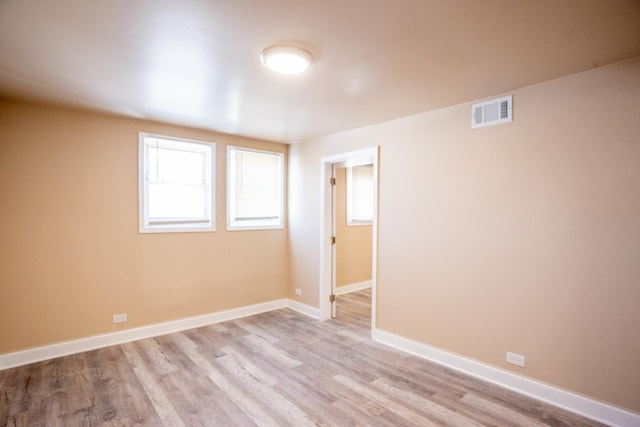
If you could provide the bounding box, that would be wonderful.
[335,280,372,295]
[286,299,321,319]
[372,329,640,427]
[0,299,289,370]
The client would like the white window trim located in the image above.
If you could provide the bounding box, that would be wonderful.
[226,146,284,231]
[138,132,216,233]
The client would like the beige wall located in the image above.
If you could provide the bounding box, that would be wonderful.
[288,57,640,413]
[335,167,372,288]
[0,101,288,354]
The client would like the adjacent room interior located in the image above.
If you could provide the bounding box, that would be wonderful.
[1,1,639,426]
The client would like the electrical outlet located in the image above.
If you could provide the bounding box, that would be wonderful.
[295,288,302,296]
[112,313,127,323]
[506,351,525,367]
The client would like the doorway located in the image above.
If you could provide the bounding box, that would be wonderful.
[319,147,379,333]
[333,164,373,319]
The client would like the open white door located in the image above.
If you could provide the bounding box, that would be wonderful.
[330,164,338,319]
[319,147,379,328]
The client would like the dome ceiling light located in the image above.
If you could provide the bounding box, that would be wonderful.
[260,45,312,75]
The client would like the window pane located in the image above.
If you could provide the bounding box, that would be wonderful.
[148,183,206,219]
[348,165,374,224]
[228,147,283,230]
[157,148,203,184]
[234,150,280,218]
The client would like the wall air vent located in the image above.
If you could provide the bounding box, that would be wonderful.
[472,95,512,128]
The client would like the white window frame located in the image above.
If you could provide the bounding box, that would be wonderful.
[138,132,216,233]
[227,146,284,231]
[346,165,374,226]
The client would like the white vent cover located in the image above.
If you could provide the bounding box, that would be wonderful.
[472,95,512,128]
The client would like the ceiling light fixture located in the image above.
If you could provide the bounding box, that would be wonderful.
[261,45,312,75]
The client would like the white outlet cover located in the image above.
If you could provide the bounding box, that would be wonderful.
[506,351,526,367]
[295,288,302,296]
[112,313,128,323]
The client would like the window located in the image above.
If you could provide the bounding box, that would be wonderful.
[347,165,374,225]
[227,146,284,230]
[139,133,215,233]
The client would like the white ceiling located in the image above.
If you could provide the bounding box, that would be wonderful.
[1,1,639,143]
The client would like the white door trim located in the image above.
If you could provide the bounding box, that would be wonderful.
[319,147,379,330]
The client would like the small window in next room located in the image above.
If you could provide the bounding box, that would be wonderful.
[227,146,284,230]
[347,164,374,225]
[139,132,215,233]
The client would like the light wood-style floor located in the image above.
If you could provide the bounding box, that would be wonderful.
[1,289,605,426]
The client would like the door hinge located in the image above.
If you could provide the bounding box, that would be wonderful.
[330,177,336,186]
[329,294,336,303]
[330,236,336,245]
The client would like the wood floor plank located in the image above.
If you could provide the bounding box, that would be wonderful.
[121,342,185,427]
[333,374,441,427]
[328,398,401,427]
[103,347,162,425]
[172,335,261,426]
[216,353,316,426]
[371,377,484,427]
[206,355,281,427]
[137,337,179,376]
[220,346,279,386]
[460,392,549,427]
[240,333,303,369]
[0,289,608,426]
[234,318,280,343]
